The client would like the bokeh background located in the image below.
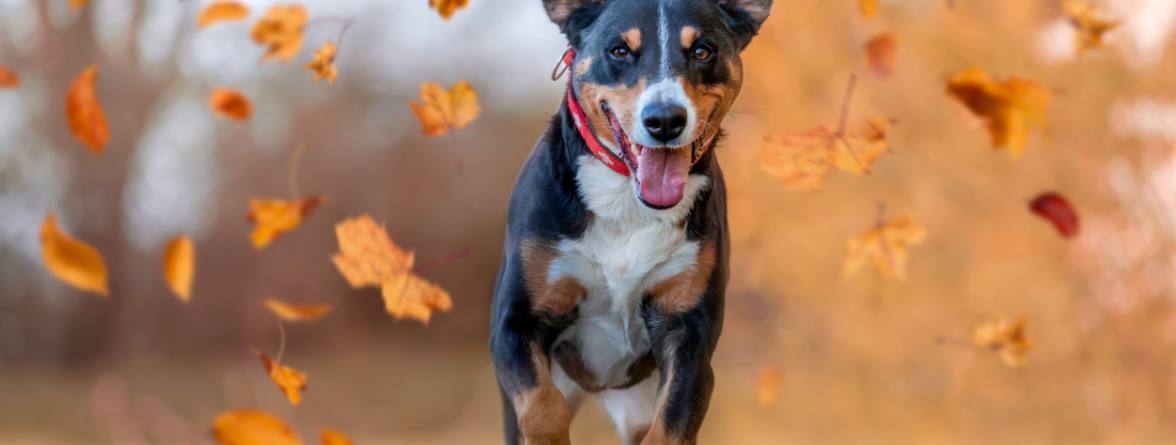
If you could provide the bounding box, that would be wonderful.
[3,0,1176,443]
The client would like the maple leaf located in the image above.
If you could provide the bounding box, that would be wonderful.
[162,236,195,303]
[1030,192,1080,238]
[430,0,470,20]
[864,32,897,78]
[255,350,307,405]
[264,298,333,322]
[973,317,1035,369]
[755,366,782,407]
[65,65,109,156]
[946,67,1052,162]
[0,65,18,88]
[302,42,338,84]
[198,1,251,29]
[247,197,324,249]
[761,117,894,191]
[1063,0,1120,57]
[209,88,253,121]
[844,214,926,281]
[859,0,878,19]
[331,215,453,324]
[41,212,109,297]
[320,429,355,445]
[251,4,308,63]
[212,409,304,445]
[410,81,480,136]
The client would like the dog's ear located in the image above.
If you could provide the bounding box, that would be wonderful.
[543,0,603,26]
[717,0,772,49]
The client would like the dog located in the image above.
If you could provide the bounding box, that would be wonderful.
[491,0,771,443]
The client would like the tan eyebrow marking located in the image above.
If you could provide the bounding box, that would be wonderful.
[622,28,642,50]
[680,26,700,48]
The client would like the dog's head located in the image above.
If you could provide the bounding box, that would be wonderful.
[545,0,770,209]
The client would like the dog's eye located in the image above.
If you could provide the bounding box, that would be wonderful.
[610,46,630,60]
[692,46,711,61]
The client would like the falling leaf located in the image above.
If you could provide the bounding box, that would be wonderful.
[430,0,469,20]
[0,66,18,88]
[761,118,893,191]
[859,0,878,19]
[302,42,338,84]
[40,213,109,297]
[198,1,251,28]
[331,215,453,324]
[264,298,333,322]
[255,350,308,405]
[844,214,926,281]
[209,88,253,121]
[864,33,897,78]
[247,197,324,249]
[973,317,1035,369]
[755,366,781,407]
[945,67,1052,162]
[162,236,195,303]
[320,429,354,445]
[410,81,480,136]
[70,0,90,10]
[251,4,308,63]
[1030,192,1080,238]
[212,409,304,445]
[1063,0,1120,57]
[65,65,109,156]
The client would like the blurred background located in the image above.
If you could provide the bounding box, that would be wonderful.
[2,0,1176,443]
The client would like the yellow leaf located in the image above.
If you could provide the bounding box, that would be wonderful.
[212,409,304,445]
[761,118,893,191]
[755,366,781,407]
[410,81,481,136]
[247,197,324,249]
[255,350,308,405]
[162,236,195,303]
[320,429,354,445]
[1063,0,1120,57]
[973,317,1035,369]
[40,212,108,297]
[945,67,1052,162]
[198,1,251,28]
[251,4,308,63]
[209,88,253,121]
[0,65,18,88]
[430,0,469,20]
[264,298,333,322]
[302,42,338,84]
[859,0,878,19]
[65,65,109,156]
[331,215,453,324]
[863,32,896,78]
[844,214,926,281]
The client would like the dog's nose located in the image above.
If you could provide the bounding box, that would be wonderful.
[641,103,688,143]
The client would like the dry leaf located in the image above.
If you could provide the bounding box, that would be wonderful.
[1030,192,1080,238]
[761,118,893,191]
[247,197,324,249]
[0,66,18,88]
[198,1,251,28]
[255,350,308,405]
[864,33,897,78]
[209,88,253,121]
[755,366,781,407]
[65,65,109,156]
[946,67,1052,162]
[320,429,354,445]
[264,298,333,322]
[1063,0,1120,57]
[163,236,195,303]
[844,214,926,281]
[251,4,308,63]
[70,0,90,10]
[430,0,469,20]
[859,0,877,19]
[212,409,304,445]
[41,213,109,296]
[302,42,338,84]
[331,215,453,324]
[973,317,1035,368]
[410,81,480,136]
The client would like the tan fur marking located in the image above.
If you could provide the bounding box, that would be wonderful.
[575,56,593,77]
[513,343,572,445]
[641,368,688,445]
[649,243,717,313]
[680,26,699,49]
[677,70,740,152]
[578,79,647,152]
[522,239,586,315]
[622,28,642,51]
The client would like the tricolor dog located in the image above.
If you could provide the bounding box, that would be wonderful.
[491,0,771,443]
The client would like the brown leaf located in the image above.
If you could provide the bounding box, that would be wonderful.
[209,88,253,121]
[247,197,324,249]
[251,4,308,63]
[430,0,469,20]
[162,236,195,303]
[1030,192,1080,238]
[0,65,18,88]
[973,317,1035,369]
[302,42,338,84]
[320,429,354,445]
[212,409,304,445]
[1063,0,1120,57]
[761,118,894,191]
[755,366,782,407]
[410,81,480,136]
[945,67,1052,162]
[65,65,109,156]
[40,212,108,297]
[198,1,251,28]
[844,214,926,281]
[255,350,308,405]
[864,32,897,78]
[264,298,333,322]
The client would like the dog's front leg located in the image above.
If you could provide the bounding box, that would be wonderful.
[640,302,719,445]
[492,317,571,445]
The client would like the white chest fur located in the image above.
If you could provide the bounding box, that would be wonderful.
[548,156,710,388]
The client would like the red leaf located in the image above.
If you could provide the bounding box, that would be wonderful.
[1030,192,1079,238]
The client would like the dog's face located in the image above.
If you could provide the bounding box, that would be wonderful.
[546,0,771,209]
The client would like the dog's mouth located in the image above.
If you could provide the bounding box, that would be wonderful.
[602,103,711,209]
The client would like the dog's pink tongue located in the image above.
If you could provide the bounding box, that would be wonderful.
[637,146,691,208]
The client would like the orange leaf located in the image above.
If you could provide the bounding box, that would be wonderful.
[973,317,1035,369]
[864,32,897,78]
[302,42,338,84]
[198,1,251,28]
[945,67,1052,162]
[844,214,926,281]
[209,88,253,121]
[859,0,877,19]
[331,215,453,324]
[247,197,323,249]
[255,350,308,405]
[40,212,108,297]
[0,65,18,88]
[761,118,893,191]
[251,4,308,63]
[755,366,782,407]
[1063,0,1120,57]
[320,429,354,445]
[430,0,469,20]
[162,236,195,303]
[65,65,109,156]
[70,0,90,10]
[212,409,304,445]
[264,298,333,322]
[410,81,480,136]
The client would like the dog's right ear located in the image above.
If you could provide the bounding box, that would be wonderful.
[543,0,605,38]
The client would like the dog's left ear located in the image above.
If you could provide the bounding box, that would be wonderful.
[717,0,772,48]
[543,0,605,39]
